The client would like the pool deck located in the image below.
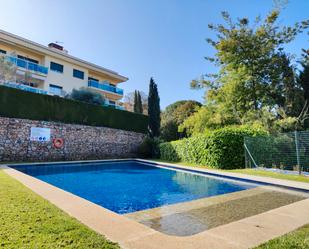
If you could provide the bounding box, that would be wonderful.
[2,159,309,249]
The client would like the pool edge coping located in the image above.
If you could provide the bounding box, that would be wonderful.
[1,159,309,249]
[136,159,309,192]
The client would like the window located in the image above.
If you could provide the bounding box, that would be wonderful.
[50,62,63,73]
[109,101,116,105]
[49,84,63,96]
[0,49,6,54]
[73,69,84,79]
[17,55,38,64]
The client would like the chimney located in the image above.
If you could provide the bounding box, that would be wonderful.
[48,42,63,51]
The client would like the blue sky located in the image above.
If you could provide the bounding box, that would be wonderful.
[0,0,308,108]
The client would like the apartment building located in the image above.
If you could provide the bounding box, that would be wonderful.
[0,29,127,109]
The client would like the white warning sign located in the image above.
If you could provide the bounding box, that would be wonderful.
[30,127,51,142]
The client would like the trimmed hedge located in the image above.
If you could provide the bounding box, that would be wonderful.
[0,86,148,133]
[159,126,267,169]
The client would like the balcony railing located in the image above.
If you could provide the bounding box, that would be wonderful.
[2,80,126,110]
[88,80,123,95]
[2,81,48,95]
[104,100,125,110]
[4,55,48,75]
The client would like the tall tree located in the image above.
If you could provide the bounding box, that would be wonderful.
[123,91,148,114]
[137,91,143,114]
[148,77,160,137]
[298,49,309,128]
[133,90,143,114]
[271,52,304,116]
[191,8,309,124]
[299,50,309,104]
[161,100,201,141]
[133,90,138,113]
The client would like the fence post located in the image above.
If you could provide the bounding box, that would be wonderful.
[244,142,248,168]
[294,131,301,175]
[244,143,257,168]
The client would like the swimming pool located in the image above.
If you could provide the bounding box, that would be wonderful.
[12,161,257,214]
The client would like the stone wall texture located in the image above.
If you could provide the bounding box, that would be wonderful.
[0,117,145,162]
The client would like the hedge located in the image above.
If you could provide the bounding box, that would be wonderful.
[159,126,267,169]
[0,86,148,133]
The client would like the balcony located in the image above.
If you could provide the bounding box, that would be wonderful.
[88,80,123,96]
[104,100,125,110]
[2,81,48,95]
[4,55,48,75]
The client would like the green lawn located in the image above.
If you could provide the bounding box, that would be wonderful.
[150,159,309,183]
[0,170,119,249]
[255,224,309,249]
[231,168,309,183]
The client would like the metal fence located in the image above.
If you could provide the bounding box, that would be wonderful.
[244,131,309,175]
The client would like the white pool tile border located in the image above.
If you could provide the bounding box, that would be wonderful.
[1,159,309,249]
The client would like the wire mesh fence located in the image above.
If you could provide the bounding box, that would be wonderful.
[244,130,309,175]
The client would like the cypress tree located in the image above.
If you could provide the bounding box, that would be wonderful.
[137,91,143,114]
[133,90,143,114]
[148,77,160,137]
[133,90,138,113]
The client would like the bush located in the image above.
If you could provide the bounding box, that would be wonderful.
[0,86,148,133]
[159,126,267,169]
[138,137,161,158]
[68,88,105,106]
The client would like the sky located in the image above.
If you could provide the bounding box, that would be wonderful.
[0,0,308,109]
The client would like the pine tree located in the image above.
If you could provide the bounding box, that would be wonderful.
[148,77,160,137]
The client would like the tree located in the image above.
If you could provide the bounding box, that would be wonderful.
[134,90,143,114]
[68,87,105,106]
[161,100,201,141]
[299,50,309,104]
[133,90,138,113]
[148,77,160,137]
[138,91,143,113]
[298,49,309,128]
[0,56,17,82]
[179,103,237,135]
[190,7,309,130]
[123,91,148,114]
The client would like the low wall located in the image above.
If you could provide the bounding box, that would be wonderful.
[0,117,145,162]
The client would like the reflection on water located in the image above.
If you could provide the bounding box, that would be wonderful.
[172,171,253,196]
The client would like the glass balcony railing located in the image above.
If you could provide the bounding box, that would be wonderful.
[5,55,48,75]
[88,80,123,95]
[2,81,48,95]
[103,100,125,110]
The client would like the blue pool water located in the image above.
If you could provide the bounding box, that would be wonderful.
[12,161,257,214]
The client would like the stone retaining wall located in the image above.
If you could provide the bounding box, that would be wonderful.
[0,117,145,162]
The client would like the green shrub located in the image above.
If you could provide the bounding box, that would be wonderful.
[0,86,148,133]
[159,126,267,169]
[158,141,181,161]
[138,136,162,158]
[68,87,105,106]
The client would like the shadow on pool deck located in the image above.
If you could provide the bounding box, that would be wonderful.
[125,186,308,236]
